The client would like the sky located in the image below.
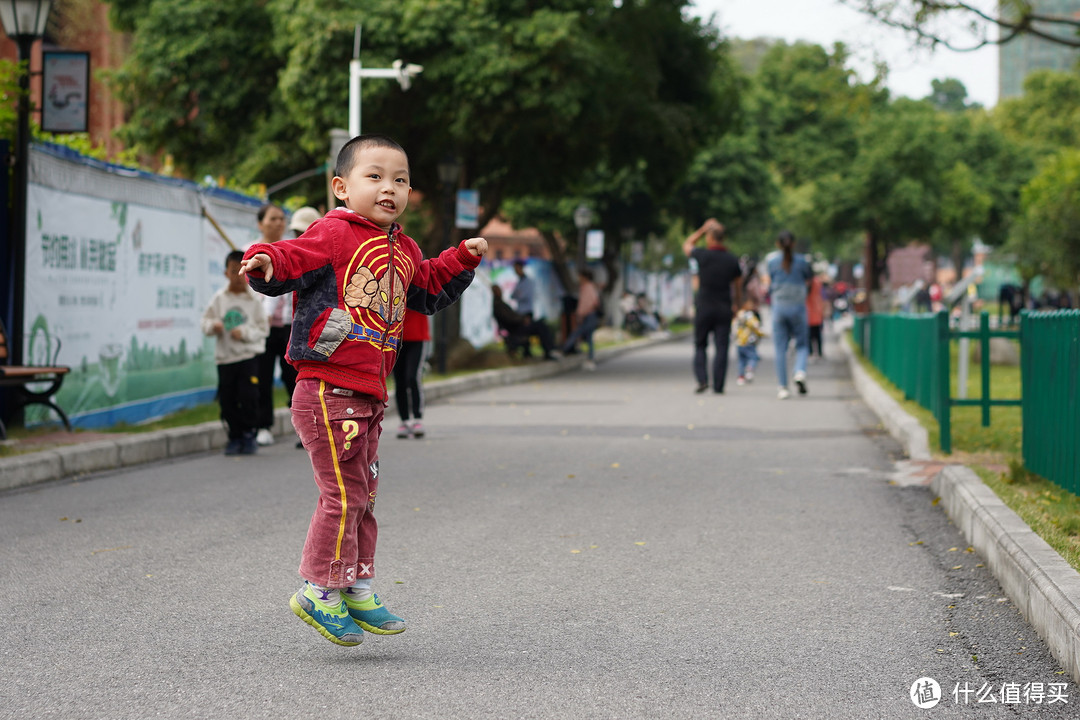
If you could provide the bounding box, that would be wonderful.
[689,0,1000,107]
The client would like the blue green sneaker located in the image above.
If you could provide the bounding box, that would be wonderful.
[290,584,364,646]
[342,591,406,635]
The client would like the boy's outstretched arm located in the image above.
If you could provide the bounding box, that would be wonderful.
[463,237,488,258]
[406,237,487,315]
[238,253,274,282]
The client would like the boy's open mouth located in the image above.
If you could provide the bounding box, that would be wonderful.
[377,200,395,211]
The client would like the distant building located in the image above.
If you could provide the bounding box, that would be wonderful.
[886,243,935,289]
[478,217,552,262]
[998,0,1080,99]
[0,2,128,156]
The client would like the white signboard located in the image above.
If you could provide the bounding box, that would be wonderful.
[586,229,605,260]
[20,145,262,428]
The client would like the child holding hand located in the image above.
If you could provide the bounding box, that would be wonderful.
[240,134,487,646]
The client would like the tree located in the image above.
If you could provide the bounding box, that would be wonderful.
[925,78,976,112]
[673,130,778,256]
[105,1,729,275]
[1009,148,1080,290]
[816,97,1028,293]
[105,0,283,178]
[747,41,887,189]
[993,69,1080,157]
[840,0,1080,50]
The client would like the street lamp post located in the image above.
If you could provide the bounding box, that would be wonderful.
[1,0,53,368]
[573,204,592,273]
[349,25,422,137]
[435,155,460,375]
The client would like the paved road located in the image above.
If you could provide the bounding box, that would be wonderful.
[2,332,1075,719]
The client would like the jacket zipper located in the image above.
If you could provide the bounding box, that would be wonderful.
[377,224,398,387]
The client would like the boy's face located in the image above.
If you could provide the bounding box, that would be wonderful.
[332,145,412,231]
[225,260,246,292]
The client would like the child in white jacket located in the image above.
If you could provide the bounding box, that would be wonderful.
[201,250,269,455]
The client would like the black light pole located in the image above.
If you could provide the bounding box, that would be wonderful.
[1,0,53,367]
[435,155,459,375]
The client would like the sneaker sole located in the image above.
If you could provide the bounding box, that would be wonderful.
[290,594,363,646]
[347,606,407,635]
[354,618,407,635]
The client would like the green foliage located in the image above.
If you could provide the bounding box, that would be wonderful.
[994,70,1080,157]
[675,130,778,254]
[925,78,976,112]
[0,58,22,143]
[1009,148,1080,288]
[747,41,887,188]
[104,0,283,178]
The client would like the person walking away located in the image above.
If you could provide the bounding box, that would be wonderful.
[239,133,488,647]
[393,308,430,439]
[734,298,764,385]
[252,203,289,446]
[766,230,812,399]
[560,268,602,370]
[806,271,825,360]
[202,250,270,455]
[682,218,743,394]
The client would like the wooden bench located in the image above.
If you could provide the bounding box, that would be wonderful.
[0,317,72,439]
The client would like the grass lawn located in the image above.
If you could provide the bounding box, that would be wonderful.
[852,335,1080,572]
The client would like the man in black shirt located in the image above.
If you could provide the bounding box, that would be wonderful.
[683,218,743,394]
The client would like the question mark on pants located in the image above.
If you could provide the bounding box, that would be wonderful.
[342,420,360,450]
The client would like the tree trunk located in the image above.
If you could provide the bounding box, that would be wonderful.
[863,227,879,293]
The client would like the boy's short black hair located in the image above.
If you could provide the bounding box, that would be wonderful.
[225,250,245,266]
[335,133,409,178]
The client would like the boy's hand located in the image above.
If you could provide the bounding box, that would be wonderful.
[238,253,274,282]
[229,327,245,341]
[211,320,224,335]
[463,237,488,258]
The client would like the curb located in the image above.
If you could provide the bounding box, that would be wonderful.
[839,332,930,460]
[0,331,682,493]
[842,326,1080,684]
[932,465,1080,683]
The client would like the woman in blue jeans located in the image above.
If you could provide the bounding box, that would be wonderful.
[766,231,812,399]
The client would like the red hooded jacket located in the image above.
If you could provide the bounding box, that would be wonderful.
[243,208,480,400]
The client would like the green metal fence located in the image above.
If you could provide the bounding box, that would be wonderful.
[1021,310,1080,495]
[851,310,1019,454]
[854,309,1079,494]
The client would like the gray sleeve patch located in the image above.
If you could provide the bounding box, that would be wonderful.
[312,308,353,357]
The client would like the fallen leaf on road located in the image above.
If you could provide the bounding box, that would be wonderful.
[635,542,646,546]
[611,463,620,468]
